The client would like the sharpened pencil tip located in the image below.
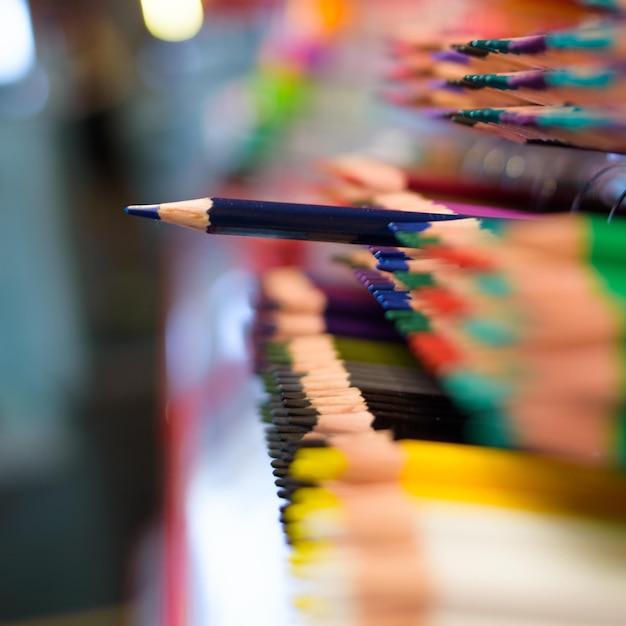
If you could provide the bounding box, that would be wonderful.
[125,204,161,220]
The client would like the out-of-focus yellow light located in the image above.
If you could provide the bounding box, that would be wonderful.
[140,0,204,42]
[0,0,36,85]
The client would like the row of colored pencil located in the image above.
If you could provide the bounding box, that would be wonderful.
[288,434,626,626]
[342,208,626,466]
[251,263,626,626]
[386,7,626,153]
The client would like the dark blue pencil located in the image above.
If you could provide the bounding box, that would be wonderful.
[125,196,470,246]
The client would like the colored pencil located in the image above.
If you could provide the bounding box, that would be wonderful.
[468,22,626,59]
[125,196,476,246]
[453,106,626,154]
[319,150,626,218]
[462,65,626,105]
[290,436,626,518]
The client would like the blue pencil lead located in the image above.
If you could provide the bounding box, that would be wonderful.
[377,259,410,272]
[125,204,161,220]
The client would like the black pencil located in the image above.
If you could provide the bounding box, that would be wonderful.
[125,196,470,246]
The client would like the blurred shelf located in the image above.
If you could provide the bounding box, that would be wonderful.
[157,231,300,626]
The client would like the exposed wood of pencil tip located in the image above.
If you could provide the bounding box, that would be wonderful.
[126,197,212,231]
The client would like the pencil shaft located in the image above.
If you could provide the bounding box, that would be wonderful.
[207,197,463,245]
[126,197,480,246]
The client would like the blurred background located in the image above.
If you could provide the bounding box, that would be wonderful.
[0,0,387,624]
